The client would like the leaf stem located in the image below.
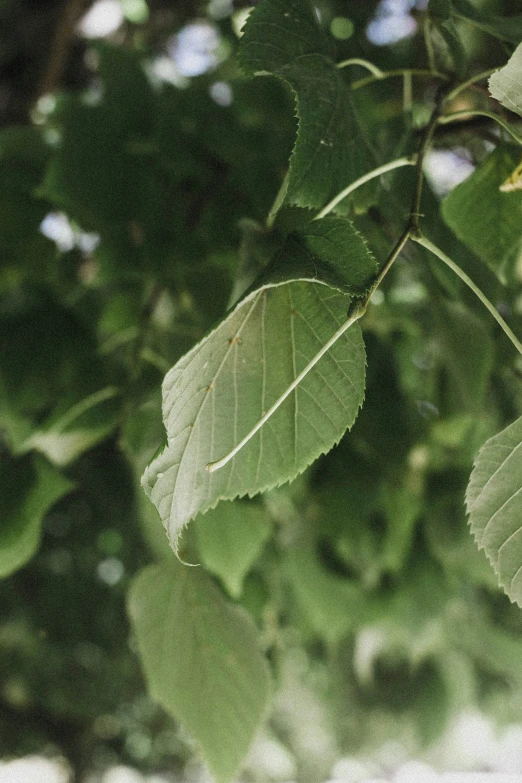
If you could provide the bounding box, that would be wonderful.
[206,303,366,473]
[351,68,448,91]
[438,110,522,145]
[412,234,522,357]
[367,229,411,302]
[314,156,417,221]
[424,17,437,74]
[336,58,384,78]
[266,170,289,228]
[444,67,500,103]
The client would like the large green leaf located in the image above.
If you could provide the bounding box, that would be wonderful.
[238,0,376,213]
[195,500,271,598]
[489,42,522,119]
[441,145,522,281]
[142,273,366,547]
[127,562,271,783]
[0,454,74,578]
[466,415,522,606]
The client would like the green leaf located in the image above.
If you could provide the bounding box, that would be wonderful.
[195,501,271,598]
[0,127,54,276]
[238,0,376,213]
[489,42,522,119]
[432,300,493,414]
[127,561,271,783]
[441,145,522,282]
[466,415,522,606]
[428,0,466,74]
[297,217,378,293]
[381,485,421,575]
[142,274,366,548]
[21,387,121,466]
[256,219,377,296]
[285,541,364,643]
[453,0,522,45]
[0,454,74,578]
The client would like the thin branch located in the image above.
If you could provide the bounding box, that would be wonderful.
[314,156,417,221]
[438,110,522,145]
[412,234,522,358]
[444,67,500,103]
[423,17,437,74]
[336,58,384,78]
[410,85,450,235]
[351,68,448,91]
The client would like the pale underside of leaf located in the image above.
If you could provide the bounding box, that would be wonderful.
[489,42,522,119]
[142,280,366,548]
[466,415,522,606]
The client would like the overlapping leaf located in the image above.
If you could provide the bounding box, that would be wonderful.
[238,0,376,213]
[142,221,372,547]
[466,415,522,606]
[142,279,366,548]
[195,500,271,598]
[128,562,271,783]
[489,42,522,119]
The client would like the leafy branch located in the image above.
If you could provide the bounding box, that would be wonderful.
[207,68,522,472]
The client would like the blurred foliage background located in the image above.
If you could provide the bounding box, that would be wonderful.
[2,0,522,781]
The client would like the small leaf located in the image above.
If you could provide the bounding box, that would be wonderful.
[0,454,74,578]
[128,562,271,783]
[22,387,121,466]
[466,415,522,606]
[489,42,522,119]
[285,541,364,643]
[441,145,522,282]
[239,0,376,212]
[142,277,366,548]
[195,501,272,598]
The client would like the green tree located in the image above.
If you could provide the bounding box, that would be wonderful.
[2,0,522,781]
